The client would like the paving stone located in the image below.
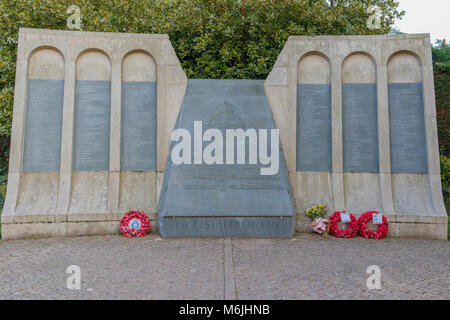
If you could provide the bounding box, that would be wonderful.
[0,234,448,299]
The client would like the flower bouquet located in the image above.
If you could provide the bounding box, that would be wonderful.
[305,205,330,235]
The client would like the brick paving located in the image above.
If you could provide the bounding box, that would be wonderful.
[0,234,448,300]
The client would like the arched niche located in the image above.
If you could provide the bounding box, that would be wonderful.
[342,53,376,84]
[23,47,65,172]
[122,50,156,82]
[18,46,65,214]
[341,52,381,214]
[388,51,427,174]
[73,49,111,171]
[28,47,65,80]
[75,49,111,81]
[119,50,158,212]
[296,53,332,172]
[341,52,379,173]
[120,50,157,172]
[388,52,422,83]
[297,53,331,85]
[388,51,430,215]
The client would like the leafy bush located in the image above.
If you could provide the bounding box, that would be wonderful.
[440,155,450,211]
[432,41,450,68]
[434,64,450,157]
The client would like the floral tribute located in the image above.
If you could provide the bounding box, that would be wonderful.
[120,210,151,237]
[328,211,358,238]
[306,205,327,219]
[358,211,389,240]
[306,205,329,235]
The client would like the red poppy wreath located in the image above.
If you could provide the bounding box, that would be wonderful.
[358,211,389,240]
[328,211,358,238]
[120,210,151,237]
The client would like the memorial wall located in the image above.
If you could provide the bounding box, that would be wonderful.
[1,29,447,240]
[266,34,447,239]
[1,28,187,238]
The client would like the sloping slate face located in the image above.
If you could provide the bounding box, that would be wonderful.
[158,79,295,238]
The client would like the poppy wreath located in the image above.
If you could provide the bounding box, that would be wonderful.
[358,211,389,240]
[328,211,358,238]
[120,210,151,237]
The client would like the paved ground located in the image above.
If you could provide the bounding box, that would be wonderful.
[0,234,448,300]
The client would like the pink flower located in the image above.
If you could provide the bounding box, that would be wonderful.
[311,218,330,234]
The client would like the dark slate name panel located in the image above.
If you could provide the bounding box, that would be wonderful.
[121,81,157,171]
[161,163,292,216]
[297,84,332,172]
[158,80,295,219]
[73,80,111,171]
[342,83,379,173]
[389,82,427,174]
[23,79,64,172]
[160,217,294,238]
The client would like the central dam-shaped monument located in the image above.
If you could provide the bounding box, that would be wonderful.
[1,29,447,240]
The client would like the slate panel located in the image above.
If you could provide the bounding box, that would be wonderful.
[73,80,111,171]
[23,79,64,172]
[121,81,157,171]
[296,84,332,172]
[389,82,427,173]
[342,83,379,173]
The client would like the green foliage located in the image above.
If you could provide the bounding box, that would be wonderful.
[0,0,405,212]
[435,67,450,157]
[432,40,450,68]
[440,155,450,212]
[433,42,450,158]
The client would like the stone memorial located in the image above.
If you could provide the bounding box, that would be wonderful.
[1,29,447,240]
[158,80,295,238]
[266,34,447,239]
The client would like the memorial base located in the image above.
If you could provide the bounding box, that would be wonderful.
[159,217,295,239]
[1,219,156,240]
[295,215,448,240]
[2,217,445,240]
